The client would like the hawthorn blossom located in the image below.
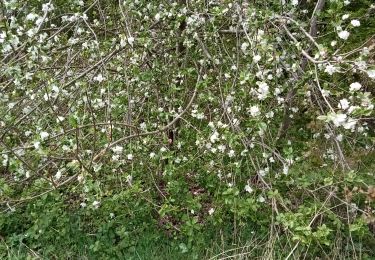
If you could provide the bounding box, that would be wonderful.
[250,105,260,117]
[241,42,249,53]
[256,81,269,100]
[253,55,261,63]
[291,0,298,6]
[112,145,123,154]
[351,20,360,27]
[94,74,105,82]
[343,118,356,130]
[338,99,350,110]
[324,64,337,75]
[42,3,54,12]
[210,131,219,143]
[367,70,375,79]
[349,82,362,92]
[245,184,253,193]
[338,30,350,40]
[342,14,350,20]
[330,113,347,127]
[26,13,38,21]
[92,200,100,209]
[54,170,62,180]
[40,131,49,140]
[128,36,135,46]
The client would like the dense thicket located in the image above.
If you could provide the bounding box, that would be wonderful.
[0,0,374,258]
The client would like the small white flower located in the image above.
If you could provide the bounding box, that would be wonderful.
[250,105,260,117]
[218,145,226,153]
[40,131,49,140]
[210,131,219,143]
[256,81,269,100]
[228,150,235,157]
[54,170,62,180]
[94,74,105,83]
[127,154,133,160]
[343,119,356,130]
[128,36,135,46]
[253,55,261,63]
[331,113,347,127]
[291,0,298,6]
[257,196,265,203]
[245,184,253,193]
[33,141,40,149]
[367,70,375,79]
[112,145,123,154]
[283,165,289,175]
[92,200,100,209]
[338,99,350,110]
[26,13,38,21]
[80,202,87,208]
[155,13,161,21]
[51,85,59,93]
[77,174,85,183]
[241,42,249,53]
[342,14,350,20]
[42,3,54,12]
[336,134,343,142]
[338,30,350,40]
[208,208,215,215]
[349,82,362,92]
[324,64,337,75]
[351,19,360,27]
[140,122,147,130]
[149,152,156,158]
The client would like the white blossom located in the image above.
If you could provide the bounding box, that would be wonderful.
[128,36,135,46]
[351,19,360,27]
[291,0,298,6]
[253,55,261,63]
[92,200,100,209]
[367,70,375,79]
[342,14,350,20]
[349,82,362,92]
[250,105,260,117]
[245,184,253,193]
[338,99,350,110]
[241,42,249,53]
[338,30,350,40]
[40,131,49,140]
[112,145,123,154]
[324,64,337,75]
[256,81,269,100]
[330,113,347,127]
[94,74,105,83]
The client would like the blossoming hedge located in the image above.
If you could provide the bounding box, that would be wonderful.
[0,0,374,258]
